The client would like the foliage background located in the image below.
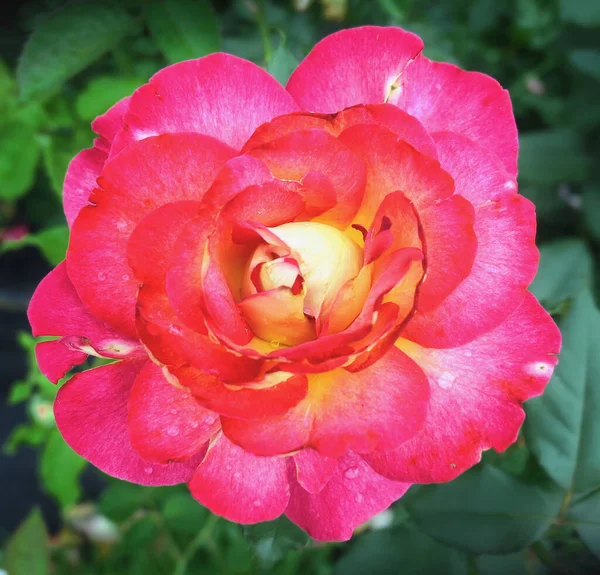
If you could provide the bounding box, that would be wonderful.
[1,0,599,573]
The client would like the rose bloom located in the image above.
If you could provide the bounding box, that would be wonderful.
[29,27,560,541]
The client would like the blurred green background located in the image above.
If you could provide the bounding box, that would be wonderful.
[1,0,599,573]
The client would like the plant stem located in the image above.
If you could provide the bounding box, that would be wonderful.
[173,514,219,575]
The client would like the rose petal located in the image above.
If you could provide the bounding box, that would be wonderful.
[392,55,518,177]
[188,434,291,523]
[67,133,235,338]
[128,361,220,463]
[55,360,202,485]
[287,26,423,113]
[221,346,430,457]
[111,54,299,155]
[285,452,410,541]
[293,448,338,494]
[365,292,560,482]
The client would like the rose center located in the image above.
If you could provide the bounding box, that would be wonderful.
[240,222,371,346]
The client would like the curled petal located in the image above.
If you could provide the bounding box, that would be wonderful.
[175,365,308,419]
[293,448,338,494]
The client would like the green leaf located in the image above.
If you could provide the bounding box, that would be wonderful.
[529,238,593,310]
[3,424,47,455]
[569,50,600,81]
[0,107,43,200]
[525,291,600,494]
[560,0,600,27]
[405,465,564,554]
[476,550,548,575]
[582,186,600,241]
[568,489,600,559]
[5,508,50,575]
[162,493,208,534]
[518,130,590,185]
[7,381,32,405]
[17,2,134,101]
[1,225,69,266]
[40,430,87,508]
[334,526,468,575]
[76,75,144,121]
[145,0,220,64]
[268,42,299,86]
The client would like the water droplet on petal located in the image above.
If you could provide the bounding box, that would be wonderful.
[191,421,199,429]
[344,467,359,479]
[355,493,364,503]
[97,272,106,282]
[205,415,216,425]
[121,274,130,281]
[437,371,456,389]
[253,499,262,507]
[144,466,154,474]
[464,350,472,357]
[170,408,177,415]
[167,427,179,437]
[168,324,183,336]
[234,471,241,479]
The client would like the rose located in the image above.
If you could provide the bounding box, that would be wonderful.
[28,26,560,541]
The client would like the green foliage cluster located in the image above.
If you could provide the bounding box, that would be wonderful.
[2,0,600,574]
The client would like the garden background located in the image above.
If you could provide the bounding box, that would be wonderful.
[1,0,599,573]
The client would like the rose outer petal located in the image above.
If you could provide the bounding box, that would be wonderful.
[188,434,291,524]
[365,292,561,483]
[55,360,203,485]
[111,54,299,155]
[286,26,424,114]
[285,452,410,541]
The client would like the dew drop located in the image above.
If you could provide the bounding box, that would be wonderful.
[253,499,262,507]
[344,467,360,479]
[167,426,179,437]
[168,324,183,336]
[191,421,199,429]
[121,273,130,281]
[170,408,178,415]
[437,371,456,389]
[464,350,472,357]
[97,272,107,282]
[355,493,364,503]
[234,471,241,479]
[205,415,217,425]
[116,220,127,232]
[144,466,154,475]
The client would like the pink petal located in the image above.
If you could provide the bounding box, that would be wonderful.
[188,434,291,524]
[287,26,423,114]
[28,262,141,381]
[366,292,560,483]
[392,55,518,177]
[433,130,517,205]
[221,345,430,458]
[128,361,220,463]
[67,133,235,338]
[286,452,410,541]
[293,448,338,494]
[111,54,299,155]
[63,147,107,228]
[35,340,87,384]
[404,194,539,347]
[91,96,131,153]
[55,360,202,485]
